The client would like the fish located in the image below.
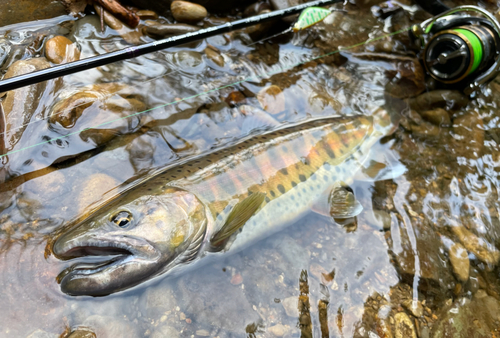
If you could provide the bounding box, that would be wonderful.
[52,110,397,296]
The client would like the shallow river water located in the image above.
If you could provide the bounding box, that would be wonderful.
[2,0,500,337]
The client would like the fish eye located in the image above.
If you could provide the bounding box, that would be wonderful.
[111,211,133,228]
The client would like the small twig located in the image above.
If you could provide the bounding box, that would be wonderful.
[93,0,140,28]
[97,5,104,33]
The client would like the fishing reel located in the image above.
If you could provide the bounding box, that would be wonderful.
[410,6,500,95]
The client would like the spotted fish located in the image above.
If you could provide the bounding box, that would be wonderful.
[52,110,396,296]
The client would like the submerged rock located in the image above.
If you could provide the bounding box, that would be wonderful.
[144,22,199,38]
[49,83,146,147]
[257,85,285,115]
[432,295,500,338]
[394,312,416,338]
[408,90,468,112]
[171,1,207,23]
[450,225,499,266]
[419,108,451,127]
[45,36,80,64]
[452,111,484,159]
[1,57,52,152]
[448,243,470,283]
[347,53,425,99]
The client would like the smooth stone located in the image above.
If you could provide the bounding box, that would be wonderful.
[432,296,500,337]
[83,315,139,337]
[267,324,288,337]
[0,0,67,27]
[66,328,97,338]
[204,46,224,67]
[136,10,158,19]
[419,108,451,127]
[139,282,178,319]
[408,90,468,112]
[453,111,484,159]
[150,325,179,338]
[25,330,58,338]
[175,264,259,332]
[348,53,425,99]
[449,243,470,282]
[392,217,455,292]
[172,50,204,71]
[451,225,499,266]
[282,296,299,317]
[1,57,52,151]
[171,1,207,23]
[45,36,80,64]
[402,300,423,318]
[257,85,285,115]
[394,312,416,338]
[144,22,199,38]
[269,0,300,22]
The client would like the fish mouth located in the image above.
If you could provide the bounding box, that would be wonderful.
[53,237,160,296]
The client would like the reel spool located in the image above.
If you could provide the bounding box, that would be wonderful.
[411,6,500,95]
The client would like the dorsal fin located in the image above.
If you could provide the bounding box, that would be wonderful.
[210,192,266,251]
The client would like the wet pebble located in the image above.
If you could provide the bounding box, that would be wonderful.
[25,330,58,338]
[394,312,416,338]
[451,225,499,266]
[453,111,484,159]
[136,10,158,19]
[151,325,179,338]
[267,324,288,337]
[449,243,469,282]
[139,283,178,319]
[171,1,207,23]
[195,329,210,336]
[66,328,96,338]
[281,296,299,317]
[204,46,224,67]
[45,36,80,64]
[230,273,243,285]
[402,300,423,318]
[83,315,139,337]
[408,90,468,112]
[419,108,451,127]
[144,22,199,38]
[257,85,285,115]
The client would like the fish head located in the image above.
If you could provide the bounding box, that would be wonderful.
[53,187,207,296]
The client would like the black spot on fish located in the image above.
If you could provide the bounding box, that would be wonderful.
[281,146,288,153]
[277,202,281,207]
[336,167,341,173]
[265,196,270,203]
[187,170,191,173]
[312,175,317,181]
[172,175,177,179]
[198,167,202,170]
[270,190,276,197]
[317,184,321,189]
[248,190,253,195]
[302,188,306,193]
[277,184,285,194]
[177,169,182,172]
[323,175,328,181]
[280,168,288,175]
[299,174,306,182]
[291,181,297,187]
[325,146,336,159]
[291,195,295,201]
[207,159,212,163]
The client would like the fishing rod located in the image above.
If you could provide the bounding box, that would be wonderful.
[0,0,342,93]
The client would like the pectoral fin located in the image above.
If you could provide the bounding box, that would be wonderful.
[210,192,266,250]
